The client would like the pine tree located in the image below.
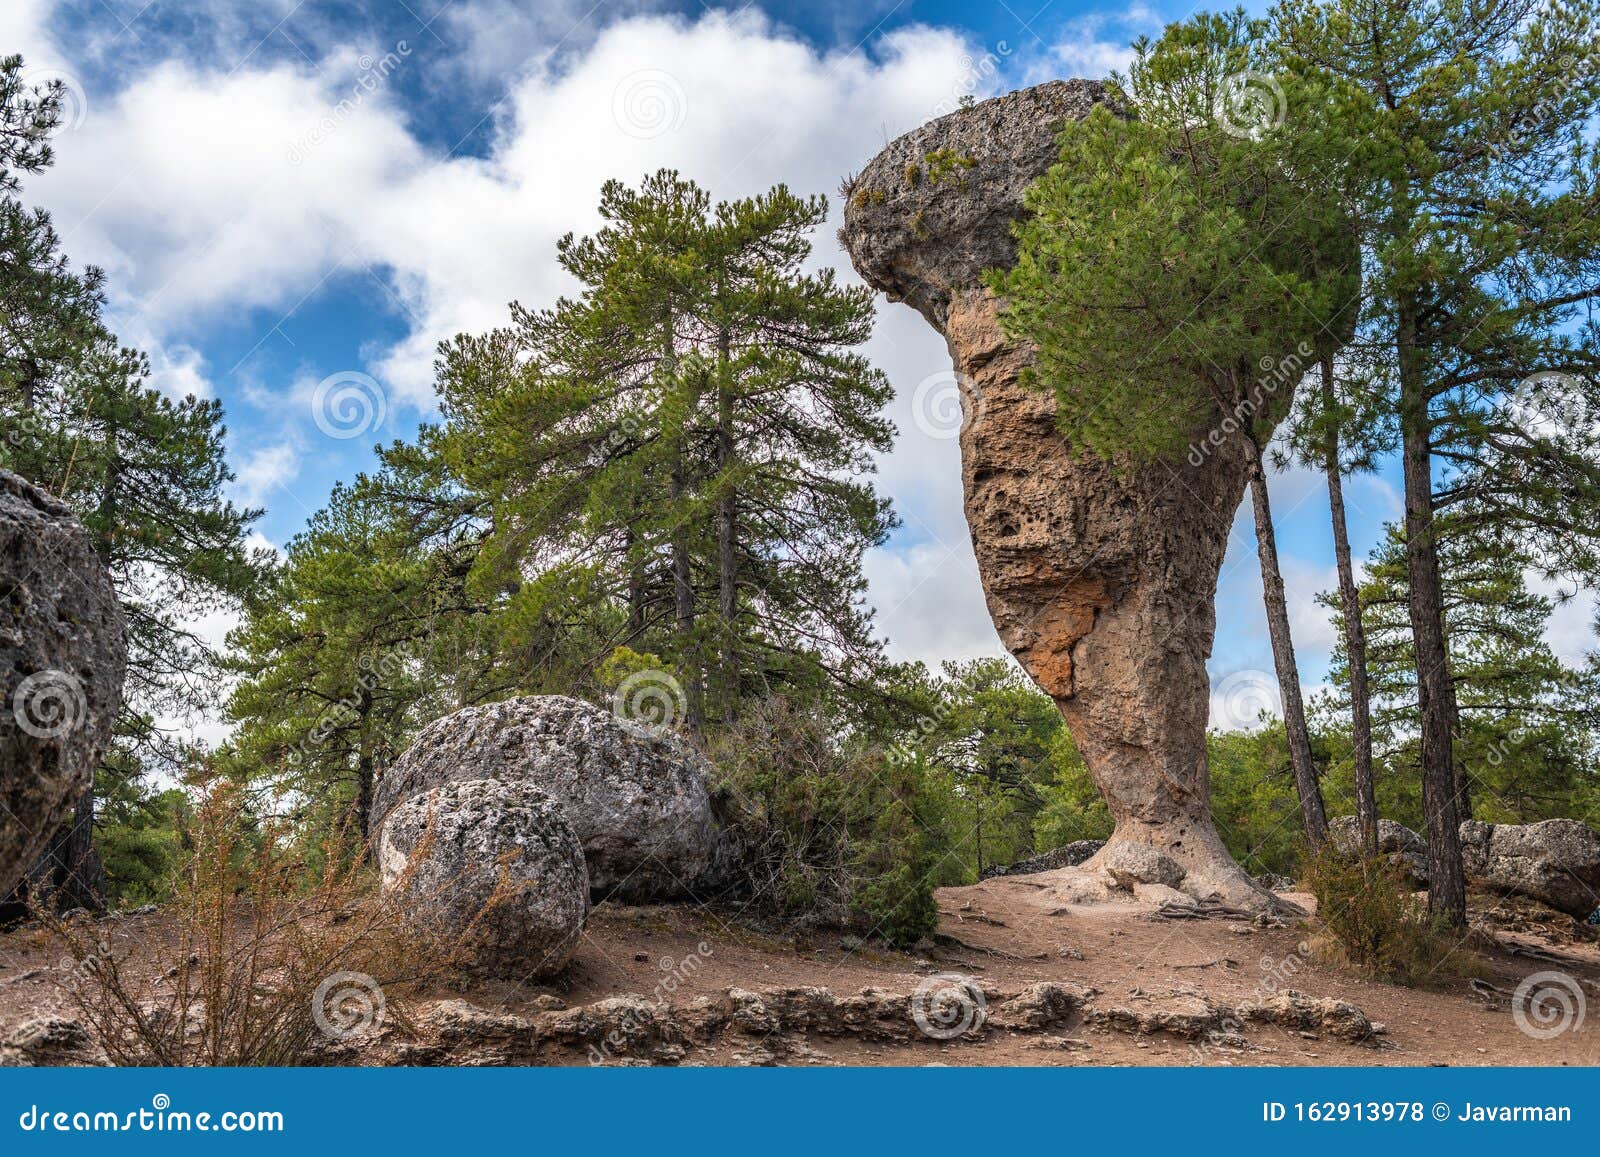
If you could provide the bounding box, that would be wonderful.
[225,468,486,843]
[1277,0,1600,923]
[432,171,897,731]
[0,57,265,907]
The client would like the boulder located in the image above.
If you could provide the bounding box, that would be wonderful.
[0,469,125,899]
[1459,819,1600,918]
[1328,816,1429,886]
[378,778,589,979]
[839,81,1294,912]
[1097,842,1185,891]
[372,695,715,901]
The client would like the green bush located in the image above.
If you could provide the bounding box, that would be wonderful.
[707,698,946,947]
[1301,841,1461,985]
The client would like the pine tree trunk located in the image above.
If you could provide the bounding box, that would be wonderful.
[715,321,738,723]
[1397,300,1467,926]
[668,459,703,733]
[1248,450,1328,849]
[1320,359,1377,856]
[355,682,375,850]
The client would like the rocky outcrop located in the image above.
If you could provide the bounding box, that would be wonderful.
[1329,816,1430,886]
[379,779,589,978]
[1459,819,1600,917]
[0,470,125,899]
[839,82,1287,911]
[387,979,1383,1066]
[979,840,1104,880]
[371,696,715,902]
[0,1016,109,1067]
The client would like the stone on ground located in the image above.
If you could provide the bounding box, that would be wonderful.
[379,778,589,978]
[371,695,715,901]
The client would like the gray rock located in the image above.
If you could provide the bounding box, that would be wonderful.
[840,78,1114,328]
[0,469,125,899]
[379,778,589,979]
[0,1015,108,1066]
[979,840,1105,880]
[1095,842,1185,890]
[372,695,715,902]
[1459,819,1600,917]
[1329,816,1430,886]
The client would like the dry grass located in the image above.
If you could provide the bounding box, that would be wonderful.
[42,779,475,1066]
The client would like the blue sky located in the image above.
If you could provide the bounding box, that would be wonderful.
[5,0,1592,733]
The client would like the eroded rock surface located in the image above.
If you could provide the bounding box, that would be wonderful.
[379,778,589,978]
[1329,816,1430,886]
[0,470,125,899]
[839,81,1281,910]
[1460,819,1600,917]
[386,979,1382,1066]
[372,695,715,902]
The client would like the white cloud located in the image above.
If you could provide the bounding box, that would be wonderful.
[232,441,302,508]
[25,7,996,675]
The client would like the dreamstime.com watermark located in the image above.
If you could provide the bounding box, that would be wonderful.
[10,668,89,740]
[910,368,984,441]
[911,972,987,1040]
[313,971,387,1041]
[587,942,714,1064]
[611,668,688,731]
[1187,341,1315,467]
[1187,940,1313,1062]
[287,42,412,165]
[18,1094,284,1134]
[310,370,388,440]
[1511,971,1586,1041]
[288,652,404,767]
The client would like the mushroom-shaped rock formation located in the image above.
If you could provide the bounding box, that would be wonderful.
[0,469,126,900]
[840,80,1287,910]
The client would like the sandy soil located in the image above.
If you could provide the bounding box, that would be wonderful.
[2,872,1596,1067]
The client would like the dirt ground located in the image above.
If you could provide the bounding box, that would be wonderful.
[2,871,1596,1066]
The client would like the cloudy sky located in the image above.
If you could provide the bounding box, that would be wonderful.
[4,0,1593,734]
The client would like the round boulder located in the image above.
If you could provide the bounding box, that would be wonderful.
[378,779,589,979]
[372,695,715,902]
[0,469,125,899]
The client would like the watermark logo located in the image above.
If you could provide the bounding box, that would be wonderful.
[311,370,387,440]
[287,42,411,165]
[911,369,983,440]
[311,971,386,1040]
[611,669,687,730]
[911,973,986,1040]
[1510,370,1590,442]
[1211,669,1280,731]
[12,669,88,739]
[1214,72,1286,140]
[1512,971,1586,1040]
[22,67,88,135]
[612,70,687,139]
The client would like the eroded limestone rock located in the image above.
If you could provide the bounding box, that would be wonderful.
[379,778,589,978]
[0,469,125,899]
[1459,819,1600,917]
[371,695,715,902]
[839,81,1284,911]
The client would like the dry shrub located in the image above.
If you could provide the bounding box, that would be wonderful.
[45,778,474,1065]
[1301,841,1472,985]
